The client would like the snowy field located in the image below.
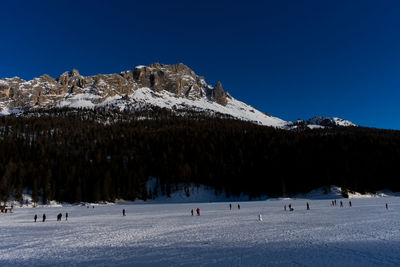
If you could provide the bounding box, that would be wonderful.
[1,197,400,266]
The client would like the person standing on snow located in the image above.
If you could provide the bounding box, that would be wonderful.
[229,204,232,210]
[66,212,68,221]
[34,214,37,222]
[306,203,310,210]
[123,209,126,216]
[42,214,46,222]
[196,208,200,216]
[191,209,194,216]
[238,204,240,210]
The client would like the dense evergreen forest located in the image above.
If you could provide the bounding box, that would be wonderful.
[0,107,399,203]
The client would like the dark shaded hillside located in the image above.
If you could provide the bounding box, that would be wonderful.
[0,108,399,203]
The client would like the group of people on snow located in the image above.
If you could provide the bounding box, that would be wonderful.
[331,199,352,207]
[29,199,391,223]
[229,204,240,210]
[284,204,294,211]
[34,212,68,222]
[190,208,201,216]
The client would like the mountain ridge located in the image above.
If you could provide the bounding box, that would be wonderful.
[0,63,354,128]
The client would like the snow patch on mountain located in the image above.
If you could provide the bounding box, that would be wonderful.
[0,106,23,116]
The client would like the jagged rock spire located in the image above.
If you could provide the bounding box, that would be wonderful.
[212,81,227,106]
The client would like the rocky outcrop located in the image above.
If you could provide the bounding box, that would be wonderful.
[132,63,206,97]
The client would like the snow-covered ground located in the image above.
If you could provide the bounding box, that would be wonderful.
[1,197,400,266]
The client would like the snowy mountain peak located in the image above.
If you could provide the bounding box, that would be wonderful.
[287,116,356,129]
[306,116,356,127]
[0,63,287,127]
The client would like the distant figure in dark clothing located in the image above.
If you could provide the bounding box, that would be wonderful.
[349,201,352,207]
[65,212,68,220]
[306,203,310,210]
[34,214,37,222]
[191,209,194,216]
[93,206,94,209]
[334,200,337,206]
[284,205,286,211]
[288,204,292,210]
[196,208,200,216]
[238,204,240,210]
[340,201,343,207]
[229,204,232,210]
[122,209,126,216]
[57,213,62,221]
[331,200,334,206]
[42,214,46,222]
[386,203,389,210]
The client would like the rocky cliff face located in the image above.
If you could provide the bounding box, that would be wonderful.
[0,63,228,111]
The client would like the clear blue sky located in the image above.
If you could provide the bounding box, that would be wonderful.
[1,0,400,129]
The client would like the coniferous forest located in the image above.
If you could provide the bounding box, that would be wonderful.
[0,107,399,203]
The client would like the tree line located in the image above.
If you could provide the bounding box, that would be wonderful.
[0,107,399,203]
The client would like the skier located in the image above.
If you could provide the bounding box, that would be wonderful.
[34,214,37,222]
[42,213,46,222]
[57,213,62,221]
[386,203,389,210]
[334,200,337,206]
[340,201,343,207]
[238,204,240,210]
[65,212,68,221]
[123,209,126,216]
[349,201,352,207]
[229,204,232,210]
[196,208,200,216]
[284,205,286,211]
[306,202,310,210]
[191,209,194,216]
[259,214,263,221]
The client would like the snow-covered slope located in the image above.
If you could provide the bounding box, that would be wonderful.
[86,87,286,127]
